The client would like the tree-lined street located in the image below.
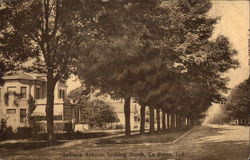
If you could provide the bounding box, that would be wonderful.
[0,0,249,159]
[2,125,248,160]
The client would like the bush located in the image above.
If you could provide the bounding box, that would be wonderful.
[115,124,124,129]
[36,122,46,132]
[16,127,32,139]
[54,122,65,131]
[64,122,73,133]
[0,126,14,140]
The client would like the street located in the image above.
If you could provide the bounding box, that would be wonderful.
[2,124,249,160]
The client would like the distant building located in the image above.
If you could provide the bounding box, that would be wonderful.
[0,72,79,132]
[106,100,150,130]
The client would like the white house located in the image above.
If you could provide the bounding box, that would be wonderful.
[0,72,79,132]
[105,100,151,130]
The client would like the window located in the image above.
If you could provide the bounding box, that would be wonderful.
[6,109,16,114]
[62,90,65,99]
[35,87,41,99]
[58,89,61,98]
[20,109,26,123]
[74,108,79,122]
[63,106,71,120]
[134,116,139,122]
[54,115,63,120]
[20,87,27,99]
[80,108,86,122]
[59,89,65,99]
[7,86,16,93]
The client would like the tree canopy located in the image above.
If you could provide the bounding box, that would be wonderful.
[224,79,250,123]
[67,88,119,128]
[76,0,239,134]
[0,0,102,143]
[1,0,240,138]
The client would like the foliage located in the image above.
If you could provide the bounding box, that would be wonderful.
[0,126,14,140]
[68,88,119,128]
[1,0,240,137]
[3,92,9,106]
[0,0,102,143]
[3,91,23,107]
[27,95,37,129]
[28,95,36,116]
[81,99,119,128]
[66,86,90,104]
[16,127,33,138]
[76,0,239,126]
[225,79,250,119]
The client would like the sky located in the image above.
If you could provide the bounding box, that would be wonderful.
[209,1,249,88]
[204,1,249,123]
[67,1,250,92]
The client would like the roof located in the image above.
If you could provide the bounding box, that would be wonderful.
[2,72,46,81]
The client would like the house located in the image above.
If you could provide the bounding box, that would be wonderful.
[0,72,79,132]
[105,100,151,130]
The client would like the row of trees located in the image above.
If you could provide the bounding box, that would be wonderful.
[75,0,238,136]
[0,0,238,143]
[222,79,250,125]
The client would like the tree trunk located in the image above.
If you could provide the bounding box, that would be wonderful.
[189,118,192,126]
[246,116,248,126]
[46,71,57,145]
[162,110,166,130]
[191,118,194,126]
[140,104,146,134]
[179,116,182,128]
[149,106,154,133]
[182,117,185,127]
[171,113,175,128]
[178,116,181,128]
[185,117,188,127]
[238,115,242,125]
[176,115,179,128]
[180,116,183,128]
[156,108,161,131]
[167,113,170,129]
[243,115,247,126]
[124,97,131,136]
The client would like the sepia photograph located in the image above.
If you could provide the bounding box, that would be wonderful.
[0,0,249,159]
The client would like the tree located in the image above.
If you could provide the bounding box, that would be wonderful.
[136,0,239,129]
[224,79,250,125]
[0,0,103,144]
[81,99,119,128]
[76,1,144,136]
[76,0,239,135]
[67,88,119,128]
[77,0,182,136]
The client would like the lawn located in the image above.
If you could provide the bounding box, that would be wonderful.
[96,127,192,144]
[0,127,192,158]
[0,130,123,158]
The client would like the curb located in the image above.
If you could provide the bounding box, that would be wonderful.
[169,126,198,144]
[120,126,198,146]
[59,127,198,147]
